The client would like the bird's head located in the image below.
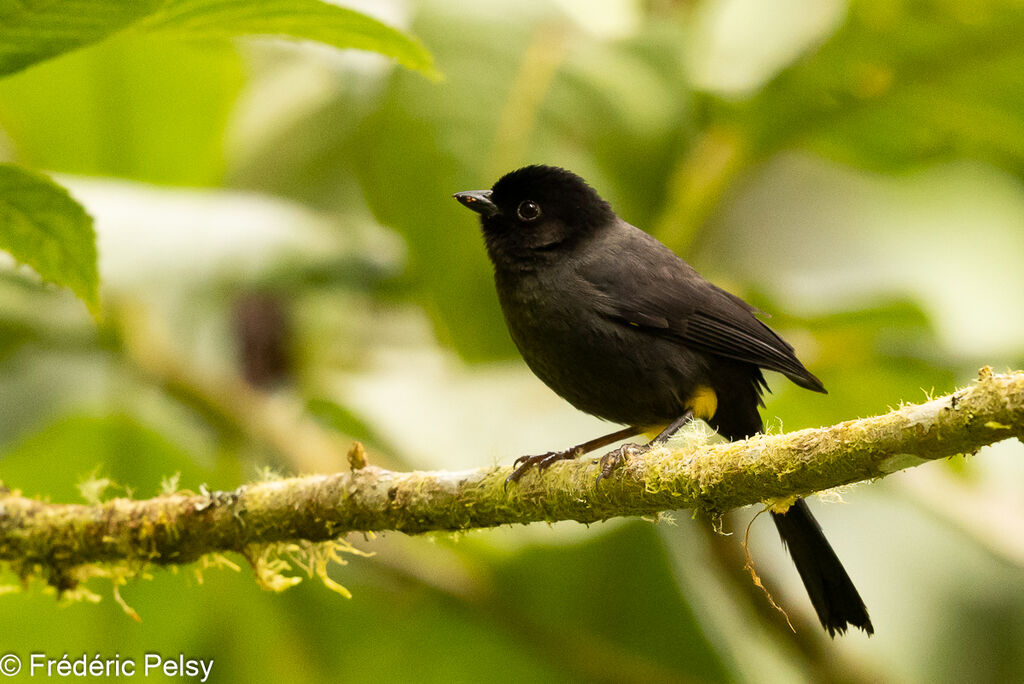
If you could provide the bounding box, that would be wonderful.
[454,165,614,266]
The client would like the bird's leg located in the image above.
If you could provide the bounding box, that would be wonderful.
[649,410,697,444]
[505,425,642,487]
[597,410,695,484]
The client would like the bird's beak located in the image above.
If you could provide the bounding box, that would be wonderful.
[453,190,499,218]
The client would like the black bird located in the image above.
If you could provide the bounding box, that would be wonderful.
[454,165,872,637]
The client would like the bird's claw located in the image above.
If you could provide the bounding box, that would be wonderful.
[596,443,648,485]
[504,448,580,489]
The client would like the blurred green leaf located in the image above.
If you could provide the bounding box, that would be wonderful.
[0,413,234,502]
[0,0,160,77]
[0,164,99,317]
[0,564,324,680]
[0,37,244,184]
[0,317,37,363]
[764,300,957,430]
[344,8,534,361]
[663,0,1024,251]
[488,523,730,683]
[0,0,436,80]
[139,0,438,79]
[306,397,382,445]
[729,0,1024,173]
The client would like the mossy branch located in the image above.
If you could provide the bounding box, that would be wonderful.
[2,368,1022,587]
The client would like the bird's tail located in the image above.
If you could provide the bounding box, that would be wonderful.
[771,499,873,637]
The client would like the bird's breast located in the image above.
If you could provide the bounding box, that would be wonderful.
[493,268,711,426]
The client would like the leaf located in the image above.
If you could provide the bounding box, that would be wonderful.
[0,413,235,502]
[0,36,245,185]
[0,318,36,362]
[763,300,957,430]
[138,0,439,79]
[0,0,161,77]
[0,0,436,80]
[661,0,1024,250]
[729,0,1024,174]
[489,523,731,682]
[0,164,100,316]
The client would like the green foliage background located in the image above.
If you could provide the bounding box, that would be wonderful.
[1,0,1024,681]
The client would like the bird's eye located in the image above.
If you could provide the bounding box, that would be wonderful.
[517,200,542,222]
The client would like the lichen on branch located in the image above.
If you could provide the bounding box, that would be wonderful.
[1,368,1022,596]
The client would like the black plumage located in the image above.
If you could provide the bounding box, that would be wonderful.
[455,164,872,637]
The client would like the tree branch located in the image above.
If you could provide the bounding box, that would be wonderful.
[2,368,1022,588]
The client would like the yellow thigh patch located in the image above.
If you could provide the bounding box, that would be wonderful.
[641,386,718,439]
[687,385,718,421]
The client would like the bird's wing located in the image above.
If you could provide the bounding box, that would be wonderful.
[580,226,826,392]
